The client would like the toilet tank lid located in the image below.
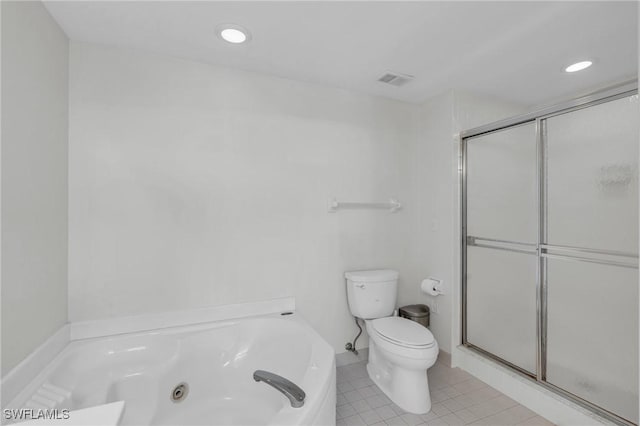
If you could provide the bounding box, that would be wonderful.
[345,269,399,282]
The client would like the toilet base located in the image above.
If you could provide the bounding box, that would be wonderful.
[366,341,432,414]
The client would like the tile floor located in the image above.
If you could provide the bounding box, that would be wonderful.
[336,360,555,426]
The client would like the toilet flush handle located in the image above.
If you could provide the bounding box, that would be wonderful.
[356,284,365,289]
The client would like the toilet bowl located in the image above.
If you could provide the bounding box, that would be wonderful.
[365,317,439,413]
[344,269,439,414]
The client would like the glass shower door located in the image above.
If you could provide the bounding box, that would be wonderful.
[462,87,639,425]
[465,122,539,374]
[544,95,639,424]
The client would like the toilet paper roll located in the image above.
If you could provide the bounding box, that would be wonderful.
[421,278,443,296]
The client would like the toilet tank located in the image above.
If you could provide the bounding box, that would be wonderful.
[345,269,399,319]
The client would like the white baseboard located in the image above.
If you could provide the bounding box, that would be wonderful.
[70,297,296,340]
[438,349,451,367]
[336,348,451,368]
[336,348,369,366]
[1,325,70,408]
[455,346,615,426]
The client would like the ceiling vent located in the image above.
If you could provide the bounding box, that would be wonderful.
[377,72,414,87]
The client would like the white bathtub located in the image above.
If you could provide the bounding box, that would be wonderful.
[7,313,336,426]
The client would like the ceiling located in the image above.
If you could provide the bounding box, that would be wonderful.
[44,1,638,106]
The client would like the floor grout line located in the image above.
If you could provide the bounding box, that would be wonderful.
[336,360,553,426]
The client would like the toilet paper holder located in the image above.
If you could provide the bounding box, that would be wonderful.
[421,278,444,296]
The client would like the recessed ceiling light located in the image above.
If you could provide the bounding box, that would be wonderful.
[217,24,251,44]
[565,61,593,73]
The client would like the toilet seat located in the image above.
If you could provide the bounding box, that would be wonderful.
[370,317,435,349]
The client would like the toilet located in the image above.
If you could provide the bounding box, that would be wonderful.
[345,269,438,414]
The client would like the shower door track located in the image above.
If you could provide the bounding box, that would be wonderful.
[460,80,639,426]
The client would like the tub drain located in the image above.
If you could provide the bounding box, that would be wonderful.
[170,382,189,403]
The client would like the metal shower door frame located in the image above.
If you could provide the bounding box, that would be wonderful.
[460,80,639,426]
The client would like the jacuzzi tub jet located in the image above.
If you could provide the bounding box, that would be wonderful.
[170,382,189,403]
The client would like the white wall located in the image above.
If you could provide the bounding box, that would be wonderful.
[68,42,422,353]
[398,91,456,355]
[397,90,526,356]
[67,42,532,358]
[1,1,69,375]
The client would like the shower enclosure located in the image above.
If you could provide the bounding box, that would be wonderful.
[461,82,639,426]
